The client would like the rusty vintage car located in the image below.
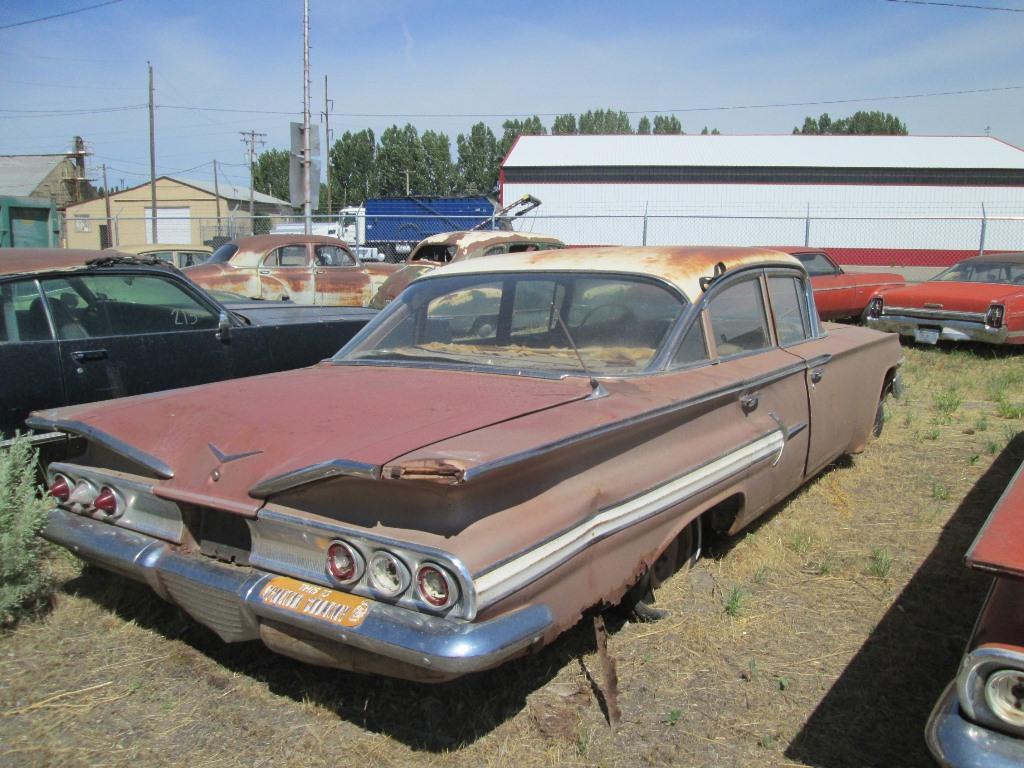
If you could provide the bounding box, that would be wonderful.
[865,252,1024,345]
[367,230,564,309]
[771,247,905,321]
[32,246,902,681]
[926,459,1024,767]
[185,234,399,306]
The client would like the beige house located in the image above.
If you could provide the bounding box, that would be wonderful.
[64,176,292,249]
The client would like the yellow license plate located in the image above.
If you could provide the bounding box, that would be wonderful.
[259,576,372,628]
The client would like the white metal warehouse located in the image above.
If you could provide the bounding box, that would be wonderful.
[500,135,1024,265]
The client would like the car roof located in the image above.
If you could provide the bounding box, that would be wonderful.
[0,248,133,278]
[230,234,351,250]
[433,246,803,302]
[962,251,1024,265]
[416,231,564,249]
[113,243,212,254]
[766,246,830,255]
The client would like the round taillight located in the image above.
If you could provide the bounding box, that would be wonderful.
[93,486,119,516]
[367,551,408,597]
[49,475,71,502]
[416,563,458,610]
[326,540,363,584]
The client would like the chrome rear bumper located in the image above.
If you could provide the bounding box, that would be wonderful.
[44,509,552,680]
[925,681,1024,768]
[866,314,1009,344]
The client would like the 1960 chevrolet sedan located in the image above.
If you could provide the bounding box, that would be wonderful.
[31,246,902,681]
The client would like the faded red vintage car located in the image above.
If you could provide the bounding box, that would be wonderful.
[865,252,1024,345]
[185,235,399,306]
[926,459,1024,767]
[772,247,905,321]
[367,230,564,308]
[32,246,902,681]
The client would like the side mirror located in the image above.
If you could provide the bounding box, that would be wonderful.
[216,311,232,344]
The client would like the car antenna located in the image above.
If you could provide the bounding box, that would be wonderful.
[550,300,608,400]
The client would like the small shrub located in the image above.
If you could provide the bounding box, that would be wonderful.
[975,416,989,432]
[662,709,682,726]
[724,587,745,617]
[931,484,950,501]
[753,566,769,585]
[933,387,963,418]
[0,435,53,624]
[788,530,812,554]
[986,439,1000,455]
[868,547,893,579]
[967,454,980,466]
[923,428,941,441]
[996,399,1024,420]
[777,676,791,691]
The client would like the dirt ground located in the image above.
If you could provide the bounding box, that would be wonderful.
[1,344,1022,768]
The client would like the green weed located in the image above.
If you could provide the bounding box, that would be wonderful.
[868,547,893,579]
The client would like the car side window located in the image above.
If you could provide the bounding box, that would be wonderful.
[671,318,709,367]
[798,252,840,277]
[265,245,308,268]
[0,280,53,342]
[315,245,355,267]
[707,277,771,357]
[39,274,218,339]
[484,246,506,256]
[767,276,811,346]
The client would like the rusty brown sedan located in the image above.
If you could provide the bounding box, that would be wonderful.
[185,234,399,306]
[32,246,902,681]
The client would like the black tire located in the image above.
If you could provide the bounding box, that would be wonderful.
[872,398,886,438]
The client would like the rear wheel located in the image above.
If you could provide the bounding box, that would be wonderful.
[617,516,702,621]
[872,398,886,438]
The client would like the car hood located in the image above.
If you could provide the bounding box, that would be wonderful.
[880,282,1022,312]
[967,461,1024,579]
[30,365,592,516]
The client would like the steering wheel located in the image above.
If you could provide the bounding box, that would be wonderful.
[579,302,636,328]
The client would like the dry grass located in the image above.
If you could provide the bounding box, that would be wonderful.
[1,343,1022,767]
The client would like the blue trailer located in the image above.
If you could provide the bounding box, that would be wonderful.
[363,196,496,260]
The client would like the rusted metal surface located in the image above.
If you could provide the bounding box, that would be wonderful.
[593,614,622,729]
[185,235,398,307]
[437,245,801,304]
[369,231,565,308]
[0,248,128,277]
[967,459,1024,579]
[36,247,902,681]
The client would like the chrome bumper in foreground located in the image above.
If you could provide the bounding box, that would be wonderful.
[925,681,1024,768]
[44,509,552,680]
[866,315,1010,345]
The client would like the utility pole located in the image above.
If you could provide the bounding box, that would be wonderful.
[102,163,113,248]
[212,159,222,220]
[301,0,312,234]
[322,74,333,217]
[240,129,266,229]
[405,170,410,196]
[147,61,157,244]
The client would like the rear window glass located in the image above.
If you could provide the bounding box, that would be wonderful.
[339,272,686,375]
[209,243,238,264]
[707,278,771,357]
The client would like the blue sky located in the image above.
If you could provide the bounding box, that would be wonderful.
[1,0,1023,190]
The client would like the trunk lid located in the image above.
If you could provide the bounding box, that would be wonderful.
[966,461,1024,579]
[882,282,1020,313]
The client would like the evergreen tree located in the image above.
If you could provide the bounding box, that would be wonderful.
[330,128,376,206]
[456,122,500,194]
[637,116,652,134]
[499,115,547,160]
[793,111,905,135]
[578,108,632,134]
[652,115,683,134]
[551,114,578,134]
[377,123,427,196]
[422,129,457,195]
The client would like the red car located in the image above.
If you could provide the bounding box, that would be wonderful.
[866,253,1024,346]
[926,460,1024,766]
[770,248,904,321]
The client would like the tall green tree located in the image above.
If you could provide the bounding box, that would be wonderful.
[552,114,578,134]
[456,122,500,194]
[422,129,458,195]
[578,108,632,134]
[794,111,907,135]
[700,126,720,135]
[251,148,290,202]
[377,123,427,196]
[499,115,546,161]
[652,115,683,134]
[637,116,652,134]
[330,128,376,207]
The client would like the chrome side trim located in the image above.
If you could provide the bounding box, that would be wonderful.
[24,416,174,479]
[249,458,381,498]
[926,681,1024,768]
[0,431,65,449]
[41,510,551,676]
[473,429,784,609]
[462,362,807,483]
[786,421,809,440]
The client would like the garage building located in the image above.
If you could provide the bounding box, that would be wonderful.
[64,176,292,249]
[500,135,1024,265]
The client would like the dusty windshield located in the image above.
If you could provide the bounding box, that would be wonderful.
[336,272,686,375]
[932,260,1024,285]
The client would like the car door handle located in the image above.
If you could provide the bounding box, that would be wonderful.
[811,368,824,383]
[71,349,108,362]
[258,269,271,275]
[740,393,759,413]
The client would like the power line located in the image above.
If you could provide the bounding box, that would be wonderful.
[0,0,126,30]
[884,0,1024,10]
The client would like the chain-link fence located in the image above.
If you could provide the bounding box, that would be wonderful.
[61,211,1024,269]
